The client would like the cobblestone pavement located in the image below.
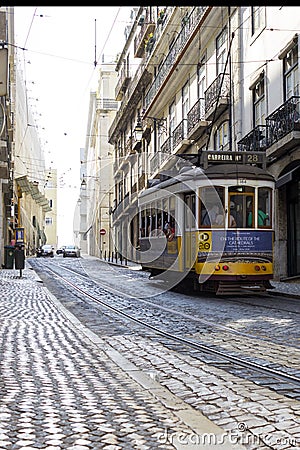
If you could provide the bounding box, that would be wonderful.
[103,257,300,299]
[0,268,247,450]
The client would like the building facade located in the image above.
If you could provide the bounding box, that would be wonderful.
[102,6,300,281]
[44,168,58,248]
[79,64,118,258]
[0,7,53,261]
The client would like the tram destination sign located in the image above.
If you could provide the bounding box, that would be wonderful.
[201,150,266,169]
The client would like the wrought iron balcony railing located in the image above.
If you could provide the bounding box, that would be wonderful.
[144,6,208,110]
[237,125,267,152]
[204,73,230,116]
[187,98,206,134]
[266,96,300,146]
[172,119,188,149]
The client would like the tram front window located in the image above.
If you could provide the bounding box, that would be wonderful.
[229,186,254,228]
[229,186,271,228]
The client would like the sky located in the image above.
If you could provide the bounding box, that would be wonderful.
[13,6,133,245]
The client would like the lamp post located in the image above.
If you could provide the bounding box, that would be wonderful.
[134,113,143,142]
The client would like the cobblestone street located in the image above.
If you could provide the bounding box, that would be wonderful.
[0,268,248,450]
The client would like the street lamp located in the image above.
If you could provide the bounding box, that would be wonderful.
[134,113,143,142]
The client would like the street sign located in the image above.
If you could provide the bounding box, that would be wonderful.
[100,228,106,235]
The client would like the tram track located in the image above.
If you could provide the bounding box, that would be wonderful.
[29,258,300,400]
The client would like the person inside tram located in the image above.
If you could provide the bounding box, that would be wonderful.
[202,204,220,226]
[229,201,240,227]
[247,200,269,226]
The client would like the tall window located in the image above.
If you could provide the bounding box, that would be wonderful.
[197,56,206,98]
[253,75,265,126]
[169,101,176,139]
[182,82,189,119]
[197,56,206,120]
[284,42,299,99]
[251,7,264,36]
[214,121,229,150]
[182,82,189,136]
[216,28,227,75]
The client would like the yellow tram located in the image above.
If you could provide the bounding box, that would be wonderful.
[137,151,275,295]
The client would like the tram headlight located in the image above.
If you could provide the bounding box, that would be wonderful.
[215,265,220,271]
[261,265,267,271]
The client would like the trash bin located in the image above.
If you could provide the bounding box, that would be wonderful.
[15,245,25,269]
[14,244,25,277]
[4,245,15,269]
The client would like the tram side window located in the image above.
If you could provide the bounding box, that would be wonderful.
[140,210,146,237]
[200,186,225,227]
[258,188,271,227]
[168,196,176,235]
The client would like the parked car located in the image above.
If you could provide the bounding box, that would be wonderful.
[36,244,54,258]
[63,245,81,258]
[56,246,66,255]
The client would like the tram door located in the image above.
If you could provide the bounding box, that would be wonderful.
[184,193,197,269]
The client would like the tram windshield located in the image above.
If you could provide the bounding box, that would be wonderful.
[200,186,272,228]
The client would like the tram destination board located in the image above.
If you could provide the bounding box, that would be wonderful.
[201,150,266,168]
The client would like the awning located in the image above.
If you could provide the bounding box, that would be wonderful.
[15,175,52,211]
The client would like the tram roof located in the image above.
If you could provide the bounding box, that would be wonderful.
[140,163,274,198]
[204,163,275,180]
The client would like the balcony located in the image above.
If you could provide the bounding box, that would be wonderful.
[172,119,190,152]
[96,98,118,111]
[134,10,155,58]
[187,98,210,140]
[237,125,267,152]
[204,73,230,121]
[144,6,208,110]
[150,152,161,173]
[265,96,300,159]
[160,137,172,156]
[112,200,123,223]
[138,173,146,190]
[115,65,131,101]
[125,136,134,155]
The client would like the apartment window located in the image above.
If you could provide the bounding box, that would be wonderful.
[284,42,299,99]
[182,82,189,136]
[197,56,206,99]
[252,75,265,126]
[216,28,227,75]
[251,7,264,35]
[182,82,189,119]
[49,199,53,208]
[169,101,176,137]
[214,121,229,150]
[45,217,52,225]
